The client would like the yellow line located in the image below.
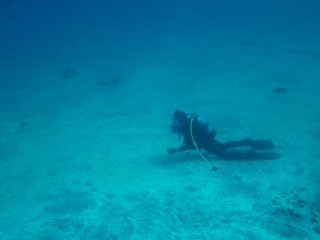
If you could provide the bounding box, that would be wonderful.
[189,118,209,163]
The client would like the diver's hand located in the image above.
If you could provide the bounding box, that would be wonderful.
[167,148,177,154]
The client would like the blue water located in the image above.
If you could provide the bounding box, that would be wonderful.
[1,1,320,239]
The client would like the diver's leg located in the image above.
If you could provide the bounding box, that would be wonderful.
[223,139,275,150]
[203,139,226,156]
[218,149,280,160]
[217,139,278,160]
[204,139,279,160]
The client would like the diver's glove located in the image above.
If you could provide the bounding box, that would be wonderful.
[167,148,177,154]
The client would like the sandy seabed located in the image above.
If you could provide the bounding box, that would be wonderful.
[1,32,320,239]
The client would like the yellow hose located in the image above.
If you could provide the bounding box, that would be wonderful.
[189,118,209,163]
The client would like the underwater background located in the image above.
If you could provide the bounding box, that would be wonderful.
[1,0,320,239]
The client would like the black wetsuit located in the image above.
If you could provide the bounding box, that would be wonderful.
[168,112,279,160]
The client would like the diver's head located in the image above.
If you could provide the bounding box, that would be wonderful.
[171,110,188,133]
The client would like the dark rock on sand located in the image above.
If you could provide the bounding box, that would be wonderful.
[273,87,287,94]
[61,66,78,80]
[98,76,124,86]
[311,217,318,223]
[314,226,320,234]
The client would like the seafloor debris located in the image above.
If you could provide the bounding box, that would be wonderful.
[97,76,124,86]
[314,226,320,234]
[268,186,320,235]
[61,66,78,80]
[273,87,287,94]
[272,206,301,219]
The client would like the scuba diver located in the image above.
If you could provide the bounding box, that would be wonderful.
[167,110,280,160]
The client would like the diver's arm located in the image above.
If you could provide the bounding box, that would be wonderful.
[177,145,195,152]
[167,144,195,154]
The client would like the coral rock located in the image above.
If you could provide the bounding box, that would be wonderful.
[313,226,320,234]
